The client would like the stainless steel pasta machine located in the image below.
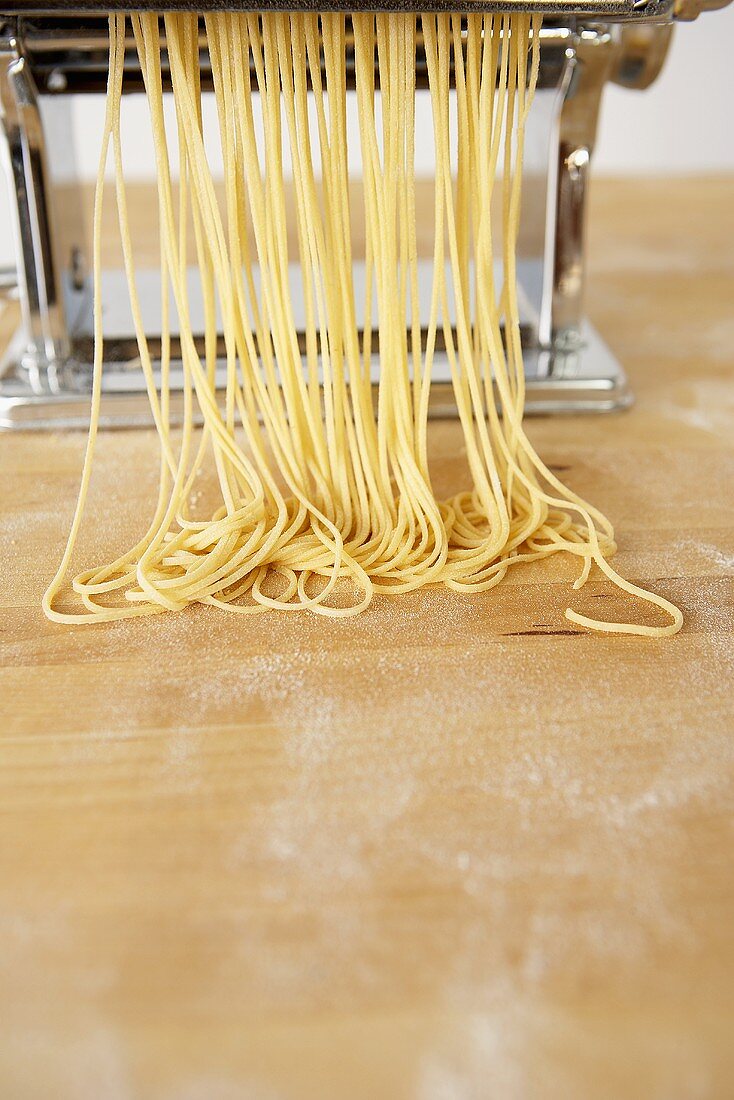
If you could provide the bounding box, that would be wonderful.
[0,0,729,428]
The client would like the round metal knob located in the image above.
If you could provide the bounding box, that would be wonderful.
[675,0,733,20]
[611,24,674,89]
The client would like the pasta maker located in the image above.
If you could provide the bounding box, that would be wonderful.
[0,0,728,429]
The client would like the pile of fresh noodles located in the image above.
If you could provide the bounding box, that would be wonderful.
[43,12,682,635]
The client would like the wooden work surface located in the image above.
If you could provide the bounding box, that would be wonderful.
[1,178,733,1099]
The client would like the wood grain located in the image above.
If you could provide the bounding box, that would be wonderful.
[1,176,733,1100]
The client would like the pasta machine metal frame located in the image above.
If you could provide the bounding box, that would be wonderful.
[0,1,723,428]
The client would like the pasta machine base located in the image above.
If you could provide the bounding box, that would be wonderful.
[0,260,631,429]
[0,325,631,430]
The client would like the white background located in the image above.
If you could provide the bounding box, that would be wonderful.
[1,7,733,266]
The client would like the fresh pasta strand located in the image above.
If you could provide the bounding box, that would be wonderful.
[43,13,683,637]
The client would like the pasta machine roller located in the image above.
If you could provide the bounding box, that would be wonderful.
[0,0,729,429]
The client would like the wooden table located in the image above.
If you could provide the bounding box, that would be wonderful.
[1,178,733,1099]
